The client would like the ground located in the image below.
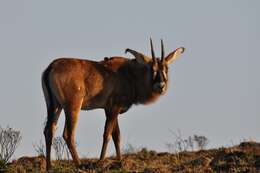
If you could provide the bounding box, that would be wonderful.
[2,141,260,173]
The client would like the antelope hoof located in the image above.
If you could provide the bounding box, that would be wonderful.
[46,166,52,172]
[116,156,122,161]
[98,158,105,162]
[97,159,106,166]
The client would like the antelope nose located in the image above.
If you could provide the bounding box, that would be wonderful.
[159,82,165,89]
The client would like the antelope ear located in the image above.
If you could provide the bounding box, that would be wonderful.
[165,47,185,65]
[125,48,151,64]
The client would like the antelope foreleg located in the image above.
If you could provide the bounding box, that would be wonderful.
[100,117,117,160]
[100,108,120,160]
[112,119,121,160]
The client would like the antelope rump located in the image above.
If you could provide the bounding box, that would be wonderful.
[41,39,185,170]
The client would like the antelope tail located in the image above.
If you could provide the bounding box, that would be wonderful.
[41,65,53,110]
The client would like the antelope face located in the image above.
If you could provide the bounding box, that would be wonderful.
[151,58,168,94]
[125,38,185,94]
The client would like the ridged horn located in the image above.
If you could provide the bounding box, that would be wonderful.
[150,38,156,62]
[125,48,151,63]
[161,39,165,62]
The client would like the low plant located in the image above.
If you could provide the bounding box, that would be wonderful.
[33,139,45,157]
[166,130,209,153]
[123,143,139,154]
[53,137,70,160]
[0,126,22,167]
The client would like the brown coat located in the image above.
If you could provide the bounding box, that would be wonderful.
[42,40,184,170]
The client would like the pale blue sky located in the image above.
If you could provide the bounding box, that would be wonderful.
[0,0,259,158]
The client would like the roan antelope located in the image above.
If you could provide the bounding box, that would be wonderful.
[42,39,184,170]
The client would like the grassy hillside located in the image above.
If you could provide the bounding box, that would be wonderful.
[2,141,260,173]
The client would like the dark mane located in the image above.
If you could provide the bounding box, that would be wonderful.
[100,57,160,114]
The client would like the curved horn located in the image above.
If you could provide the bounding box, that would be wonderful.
[150,38,156,62]
[125,48,151,63]
[161,39,165,62]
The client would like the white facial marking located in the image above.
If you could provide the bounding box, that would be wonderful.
[163,71,167,80]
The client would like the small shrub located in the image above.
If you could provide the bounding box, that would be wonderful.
[0,159,6,169]
[123,143,139,154]
[194,135,209,150]
[187,136,195,151]
[0,126,22,166]
[53,137,70,160]
[166,130,191,153]
[138,148,157,160]
[166,130,209,153]
[33,139,45,156]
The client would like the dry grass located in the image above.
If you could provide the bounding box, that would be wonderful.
[2,141,260,173]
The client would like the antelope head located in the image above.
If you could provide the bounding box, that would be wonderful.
[125,38,185,94]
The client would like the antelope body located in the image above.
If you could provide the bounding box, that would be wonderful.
[42,39,184,170]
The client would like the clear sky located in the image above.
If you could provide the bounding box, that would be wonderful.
[0,0,259,158]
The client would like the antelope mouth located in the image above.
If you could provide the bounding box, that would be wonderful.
[153,83,166,94]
